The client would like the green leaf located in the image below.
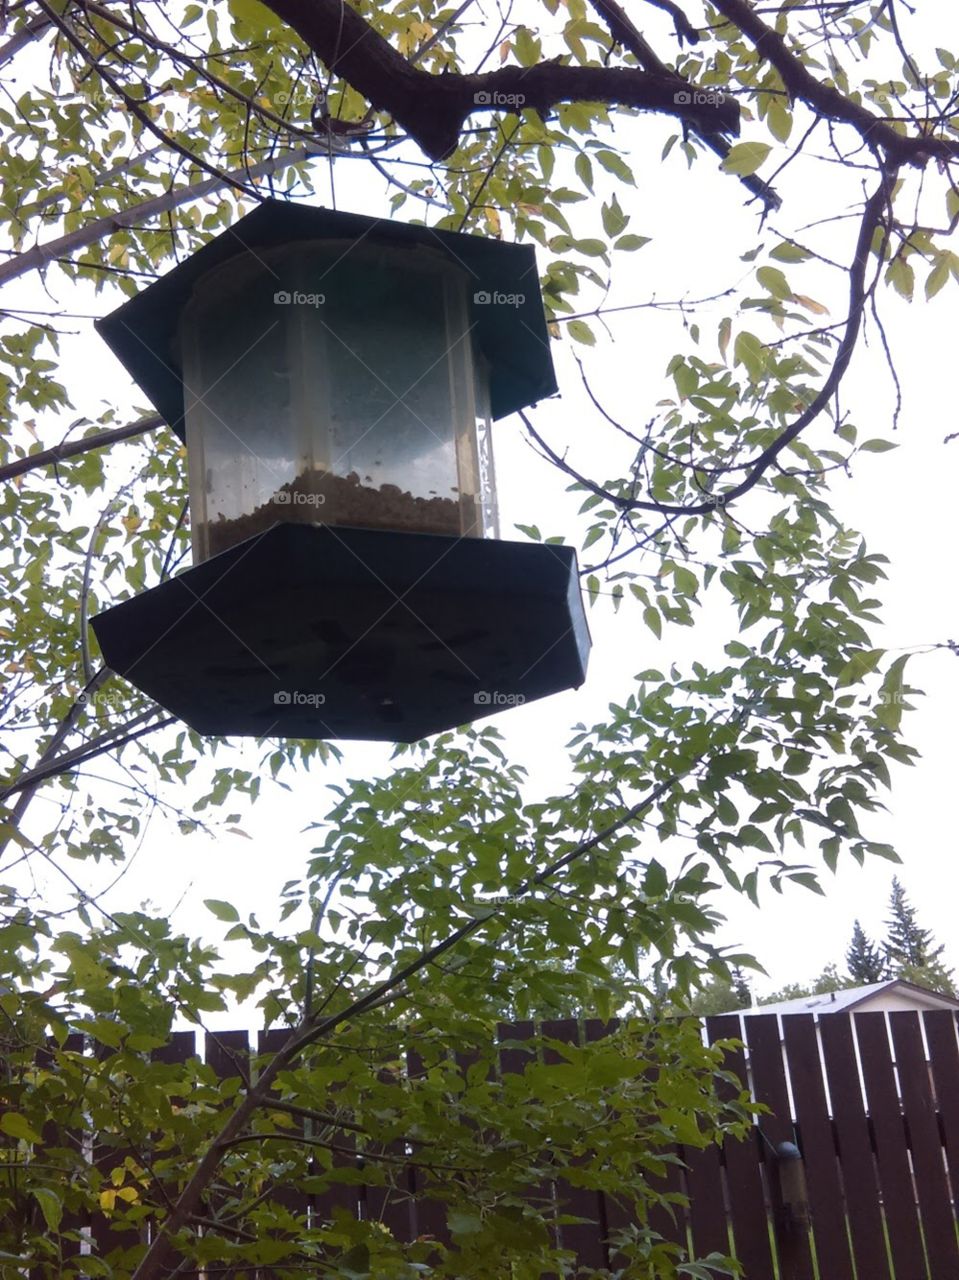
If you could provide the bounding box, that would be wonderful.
[644,606,662,639]
[31,1188,62,1233]
[925,257,951,299]
[756,266,791,299]
[770,241,812,263]
[595,149,635,184]
[574,151,593,192]
[204,899,240,923]
[566,319,596,346]
[858,439,898,453]
[601,196,628,237]
[614,233,651,252]
[734,331,767,381]
[0,1113,43,1143]
[644,859,668,896]
[767,100,793,142]
[721,142,772,176]
[836,648,884,688]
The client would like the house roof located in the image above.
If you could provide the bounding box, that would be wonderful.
[744,978,959,1018]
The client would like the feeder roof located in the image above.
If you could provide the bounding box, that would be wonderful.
[96,200,557,439]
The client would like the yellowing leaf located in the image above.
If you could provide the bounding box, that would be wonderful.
[718,316,732,361]
[99,1189,117,1213]
[793,294,830,315]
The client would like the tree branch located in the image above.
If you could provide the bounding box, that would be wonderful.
[129,762,694,1280]
[711,0,959,166]
[0,415,162,485]
[522,173,893,518]
[34,0,260,198]
[0,708,176,806]
[0,144,323,289]
[588,0,779,209]
[261,0,738,160]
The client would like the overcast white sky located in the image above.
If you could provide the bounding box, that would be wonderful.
[8,23,959,1007]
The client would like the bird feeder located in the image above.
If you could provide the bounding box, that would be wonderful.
[91,201,590,741]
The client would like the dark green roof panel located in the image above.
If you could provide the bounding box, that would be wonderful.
[95,200,557,438]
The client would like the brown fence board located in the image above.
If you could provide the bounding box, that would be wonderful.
[746,1014,815,1280]
[256,1030,310,1228]
[147,1031,199,1280]
[923,1011,959,1199]
[405,1044,450,1247]
[854,1012,926,1280]
[205,1029,249,1081]
[683,1138,728,1258]
[19,1011,959,1279]
[708,1014,775,1280]
[541,1018,607,1270]
[781,1014,855,1280]
[27,1034,87,1278]
[889,1011,959,1274]
[363,1058,416,1244]
[819,1013,892,1280]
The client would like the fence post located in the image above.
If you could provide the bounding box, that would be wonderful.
[772,1139,811,1280]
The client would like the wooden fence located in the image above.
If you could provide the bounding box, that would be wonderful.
[35,1010,959,1277]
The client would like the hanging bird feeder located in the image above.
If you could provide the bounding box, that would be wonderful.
[91,201,590,741]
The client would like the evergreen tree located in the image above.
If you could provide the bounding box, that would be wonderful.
[885,878,942,968]
[883,878,956,995]
[846,920,887,984]
[732,967,752,1009]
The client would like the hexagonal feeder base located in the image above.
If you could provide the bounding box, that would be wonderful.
[91,525,591,742]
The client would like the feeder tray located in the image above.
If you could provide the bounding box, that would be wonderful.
[91,524,590,742]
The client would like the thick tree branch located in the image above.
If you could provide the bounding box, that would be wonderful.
[711,0,959,166]
[0,415,162,485]
[588,0,780,209]
[261,0,738,160]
